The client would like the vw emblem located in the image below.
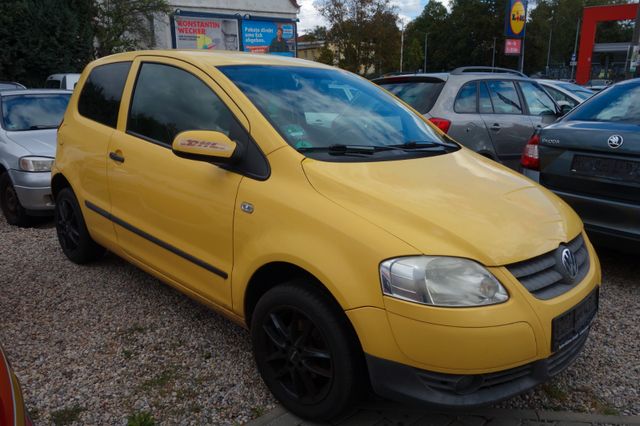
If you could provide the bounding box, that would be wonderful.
[607,135,623,149]
[561,248,578,280]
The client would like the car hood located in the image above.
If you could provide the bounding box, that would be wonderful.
[302,150,582,266]
[5,129,57,156]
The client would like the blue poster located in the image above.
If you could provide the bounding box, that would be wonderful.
[242,20,296,56]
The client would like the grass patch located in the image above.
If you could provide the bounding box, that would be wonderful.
[123,349,133,359]
[139,369,176,393]
[251,406,267,418]
[127,411,156,426]
[51,405,84,425]
[542,383,568,401]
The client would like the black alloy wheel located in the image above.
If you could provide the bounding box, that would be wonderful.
[55,188,105,264]
[251,282,365,421]
[261,307,333,404]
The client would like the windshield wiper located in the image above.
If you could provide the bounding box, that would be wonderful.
[297,144,394,155]
[28,125,57,130]
[388,140,457,150]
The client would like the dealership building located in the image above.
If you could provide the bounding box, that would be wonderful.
[151,0,300,56]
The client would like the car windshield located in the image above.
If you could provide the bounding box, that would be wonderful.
[556,82,594,100]
[0,82,23,90]
[219,65,454,159]
[1,93,71,131]
[568,83,640,124]
[376,79,445,114]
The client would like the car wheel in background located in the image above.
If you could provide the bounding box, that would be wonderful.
[0,173,31,227]
[55,187,105,263]
[251,282,365,421]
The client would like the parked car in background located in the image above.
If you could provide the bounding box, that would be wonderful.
[45,73,80,90]
[0,81,26,91]
[521,78,640,252]
[0,89,71,226]
[0,344,33,426]
[374,67,567,170]
[537,79,594,109]
[585,79,612,92]
[53,51,600,420]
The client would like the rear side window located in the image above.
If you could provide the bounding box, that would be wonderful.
[485,80,522,114]
[378,79,445,114]
[78,62,131,128]
[519,81,557,116]
[127,63,237,146]
[479,82,493,113]
[454,82,477,113]
[569,83,640,124]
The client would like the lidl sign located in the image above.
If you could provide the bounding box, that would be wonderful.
[505,0,527,38]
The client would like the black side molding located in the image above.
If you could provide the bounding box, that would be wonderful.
[84,200,228,279]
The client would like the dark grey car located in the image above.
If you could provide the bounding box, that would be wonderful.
[374,67,566,169]
[522,78,640,252]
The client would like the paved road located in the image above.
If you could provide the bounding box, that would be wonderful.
[248,403,640,426]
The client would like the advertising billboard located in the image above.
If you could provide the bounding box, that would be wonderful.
[505,0,527,38]
[173,15,239,51]
[505,39,522,55]
[242,20,296,56]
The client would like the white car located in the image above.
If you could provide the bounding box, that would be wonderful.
[538,79,594,109]
[45,73,81,90]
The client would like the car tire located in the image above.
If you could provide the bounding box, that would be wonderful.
[251,281,365,421]
[0,173,31,227]
[55,187,105,264]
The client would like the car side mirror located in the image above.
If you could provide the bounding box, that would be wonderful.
[558,104,573,116]
[172,130,240,164]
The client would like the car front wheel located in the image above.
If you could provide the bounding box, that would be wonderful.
[251,281,365,421]
[0,173,30,227]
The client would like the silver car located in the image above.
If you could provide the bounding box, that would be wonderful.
[0,89,71,226]
[537,79,594,109]
[374,67,567,170]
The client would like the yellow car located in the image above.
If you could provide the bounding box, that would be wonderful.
[52,51,601,420]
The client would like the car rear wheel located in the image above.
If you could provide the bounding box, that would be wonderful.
[0,173,30,227]
[251,282,365,421]
[55,188,105,264]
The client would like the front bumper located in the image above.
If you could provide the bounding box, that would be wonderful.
[366,327,590,408]
[7,170,54,212]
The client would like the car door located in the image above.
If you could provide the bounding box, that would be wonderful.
[518,81,560,131]
[106,57,249,309]
[480,79,534,169]
[448,81,495,157]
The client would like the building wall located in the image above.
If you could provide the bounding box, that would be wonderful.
[154,0,299,49]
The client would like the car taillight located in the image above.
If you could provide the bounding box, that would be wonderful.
[521,133,540,170]
[428,117,451,134]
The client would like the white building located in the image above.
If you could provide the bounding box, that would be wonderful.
[152,0,300,55]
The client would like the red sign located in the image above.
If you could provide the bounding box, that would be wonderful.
[505,39,522,55]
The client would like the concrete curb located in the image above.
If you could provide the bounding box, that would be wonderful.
[246,405,640,426]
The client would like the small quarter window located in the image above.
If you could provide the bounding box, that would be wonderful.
[454,82,477,113]
[78,62,131,128]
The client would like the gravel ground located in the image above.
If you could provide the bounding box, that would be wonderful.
[0,218,638,425]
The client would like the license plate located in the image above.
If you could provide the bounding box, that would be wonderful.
[551,288,599,352]
[571,155,640,183]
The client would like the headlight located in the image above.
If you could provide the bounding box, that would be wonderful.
[380,256,508,307]
[19,156,54,172]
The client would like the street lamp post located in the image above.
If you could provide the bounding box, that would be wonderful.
[424,32,428,72]
[400,26,404,72]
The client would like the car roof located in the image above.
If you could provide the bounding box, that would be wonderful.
[90,50,334,70]
[0,89,72,96]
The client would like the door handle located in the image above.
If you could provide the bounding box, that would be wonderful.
[490,123,501,131]
[109,151,125,163]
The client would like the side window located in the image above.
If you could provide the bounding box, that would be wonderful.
[545,86,578,108]
[45,80,60,89]
[78,62,131,128]
[127,63,238,146]
[479,82,493,113]
[519,81,557,116]
[485,80,522,114]
[454,82,477,113]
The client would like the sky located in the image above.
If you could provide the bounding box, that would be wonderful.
[297,0,429,34]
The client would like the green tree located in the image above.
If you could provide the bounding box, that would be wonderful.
[317,46,336,65]
[92,0,171,57]
[315,0,400,75]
